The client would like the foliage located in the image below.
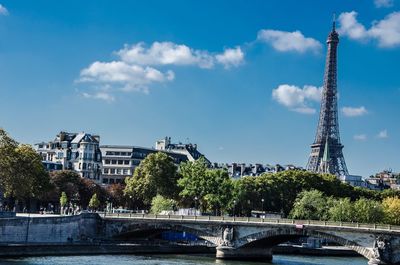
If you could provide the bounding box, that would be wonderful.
[353,198,383,223]
[46,170,106,208]
[289,190,332,220]
[106,184,126,207]
[178,158,233,214]
[89,193,100,209]
[124,152,179,205]
[0,129,51,202]
[178,157,208,206]
[382,197,400,225]
[150,195,176,214]
[328,198,354,222]
[60,192,68,207]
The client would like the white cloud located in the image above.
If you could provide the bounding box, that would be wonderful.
[354,134,367,141]
[341,106,368,117]
[82,92,115,102]
[257,29,322,53]
[79,41,244,100]
[0,4,8,15]
[116,42,215,69]
[374,0,394,8]
[272,84,322,114]
[215,47,244,68]
[377,129,389,138]
[78,61,174,93]
[338,11,400,48]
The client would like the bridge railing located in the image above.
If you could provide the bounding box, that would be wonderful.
[100,212,400,232]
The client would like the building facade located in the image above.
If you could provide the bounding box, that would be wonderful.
[35,131,102,183]
[100,144,195,185]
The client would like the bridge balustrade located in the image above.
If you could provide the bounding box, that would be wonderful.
[101,212,400,232]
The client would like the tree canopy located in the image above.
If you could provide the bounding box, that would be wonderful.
[124,152,179,205]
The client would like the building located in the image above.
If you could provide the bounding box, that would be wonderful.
[212,163,303,179]
[306,19,349,177]
[35,131,102,183]
[155,137,209,163]
[101,137,208,185]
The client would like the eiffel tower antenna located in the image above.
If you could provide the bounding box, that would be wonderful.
[306,19,349,177]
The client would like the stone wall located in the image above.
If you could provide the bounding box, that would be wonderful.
[0,213,100,244]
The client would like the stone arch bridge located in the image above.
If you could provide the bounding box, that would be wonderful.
[1,213,400,265]
[103,213,400,265]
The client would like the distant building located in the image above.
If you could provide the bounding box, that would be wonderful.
[155,137,209,163]
[34,131,102,183]
[212,163,303,178]
[101,137,208,185]
[339,175,368,188]
[364,170,400,190]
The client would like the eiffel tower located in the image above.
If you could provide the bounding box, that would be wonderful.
[306,19,349,177]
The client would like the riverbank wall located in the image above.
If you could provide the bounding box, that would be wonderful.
[0,244,214,257]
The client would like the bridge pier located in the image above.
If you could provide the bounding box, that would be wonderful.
[216,246,272,262]
[368,258,388,265]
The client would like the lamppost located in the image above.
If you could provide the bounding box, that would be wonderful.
[233,200,236,217]
[261,198,265,216]
[194,196,198,216]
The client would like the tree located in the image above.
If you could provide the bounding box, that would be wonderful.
[0,129,51,205]
[353,198,383,223]
[328,198,354,222]
[150,195,176,214]
[60,192,68,208]
[124,152,179,206]
[106,184,126,208]
[178,158,233,214]
[382,197,400,225]
[89,193,100,210]
[178,157,208,207]
[289,190,332,220]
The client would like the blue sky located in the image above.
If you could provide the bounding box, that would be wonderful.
[0,0,399,177]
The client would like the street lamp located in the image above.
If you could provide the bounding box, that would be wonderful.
[233,200,236,217]
[194,196,198,216]
[261,198,265,216]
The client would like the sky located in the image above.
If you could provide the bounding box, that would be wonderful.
[0,0,399,177]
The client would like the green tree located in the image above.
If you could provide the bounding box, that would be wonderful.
[60,192,68,207]
[150,195,176,214]
[353,198,383,223]
[382,197,400,225]
[89,193,100,210]
[202,169,233,215]
[124,152,179,206]
[328,198,354,222]
[289,190,332,220]
[178,158,233,214]
[0,129,51,204]
[178,157,208,207]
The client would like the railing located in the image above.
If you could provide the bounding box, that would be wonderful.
[101,212,400,232]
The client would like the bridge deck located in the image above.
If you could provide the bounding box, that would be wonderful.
[101,213,400,234]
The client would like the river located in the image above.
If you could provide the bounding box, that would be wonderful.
[0,254,368,265]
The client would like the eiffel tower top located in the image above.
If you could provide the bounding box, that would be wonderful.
[328,14,339,43]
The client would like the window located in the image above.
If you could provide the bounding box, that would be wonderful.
[111,160,117,164]
[57,152,63,159]
[103,168,109,174]
[118,160,123,165]
[103,178,109,184]
[116,169,122,175]
[110,179,115,184]
[79,163,81,169]
[110,168,115,174]
[124,160,130,165]
[88,163,92,170]
[82,163,87,170]
[123,169,130,175]
[105,159,110,164]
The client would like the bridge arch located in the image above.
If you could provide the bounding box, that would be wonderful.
[235,227,373,260]
[108,222,219,245]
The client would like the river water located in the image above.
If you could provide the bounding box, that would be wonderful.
[0,254,368,265]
